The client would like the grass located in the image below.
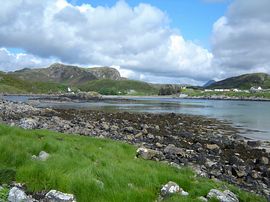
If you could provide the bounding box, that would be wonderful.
[0,124,266,202]
[0,72,68,94]
[78,79,158,95]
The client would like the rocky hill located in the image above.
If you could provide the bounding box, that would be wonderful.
[207,73,270,89]
[9,63,122,85]
[86,67,121,80]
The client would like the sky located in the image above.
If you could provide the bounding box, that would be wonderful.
[0,0,269,85]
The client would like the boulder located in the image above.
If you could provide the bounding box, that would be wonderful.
[45,190,76,202]
[136,147,161,160]
[8,187,29,202]
[160,181,188,197]
[32,151,50,161]
[160,181,180,197]
[207,189,239,202]
[19,118,38,129]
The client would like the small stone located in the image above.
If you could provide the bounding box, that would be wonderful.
[197,196,208,201]
[124,127,134,133]
[126,135,134,140]
[164,144,185,156]
[135,132,143,138]
[251,170,259,179]
[205,159,216,168]
[45,190,76,202]
[181,190,189,196]
[147,134,154,139]
[206,144,220,150]
[101,123,109,130]
[156,142,163,148]
[260,156,269,165]
[247,140,261,147]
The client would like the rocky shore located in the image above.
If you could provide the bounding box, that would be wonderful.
[0,99,270,200]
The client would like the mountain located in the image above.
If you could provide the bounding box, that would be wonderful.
[9,63,122,85]
[203,80,216,88]
[207,73,270,89]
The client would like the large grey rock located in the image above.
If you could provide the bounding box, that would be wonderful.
[19,118,38,129]
[45,190,76,202]
[8,187,28,202]
[207,189,239,202]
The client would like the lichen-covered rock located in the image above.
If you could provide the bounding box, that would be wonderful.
[32,151,50,161]
[160,181,181,197]
[19,118,38,129]
[136,147,161,160]
[45,190,76,202]
[8,187,28,202]
[207,189,239,202]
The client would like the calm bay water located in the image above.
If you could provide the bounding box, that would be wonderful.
[3,96,270,140]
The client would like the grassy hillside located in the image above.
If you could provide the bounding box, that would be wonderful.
[79,79,158,95]
[0,72,67,94]
[0,124,266,202]
[208,73,270,89]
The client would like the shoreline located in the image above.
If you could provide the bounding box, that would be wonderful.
[2,93,270,102]
[0,99,270,199]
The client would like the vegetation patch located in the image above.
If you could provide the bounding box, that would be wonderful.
[78,79,158,95]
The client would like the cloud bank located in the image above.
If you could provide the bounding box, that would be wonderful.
[211,0,270,78]
[0,0,213,84]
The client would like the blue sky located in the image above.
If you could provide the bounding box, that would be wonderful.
[68,0,230,49]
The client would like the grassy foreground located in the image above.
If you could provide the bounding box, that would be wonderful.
[0,124,266,202]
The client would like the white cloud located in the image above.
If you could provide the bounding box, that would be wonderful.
[0,48,56,72]
[211,0,270,79]
[0,0,213,84]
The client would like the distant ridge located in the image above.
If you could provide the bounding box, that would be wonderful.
[207,73,270,89]
[9,63,122,85]
[203,80,216,88]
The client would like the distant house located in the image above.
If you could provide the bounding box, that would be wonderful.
[250,86,262,93]
[204,89,213,92]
